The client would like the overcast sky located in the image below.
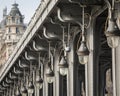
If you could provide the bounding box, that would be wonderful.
[0,0,40,23]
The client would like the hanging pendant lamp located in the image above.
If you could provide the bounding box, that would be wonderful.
[45,42,54,83]
[77,7,89,64]
[36,53,43,89]
[59,56,68,76]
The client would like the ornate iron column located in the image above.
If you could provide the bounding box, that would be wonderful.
[85,18,95,96]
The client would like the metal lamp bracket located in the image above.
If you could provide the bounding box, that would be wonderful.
[84,13,91,29]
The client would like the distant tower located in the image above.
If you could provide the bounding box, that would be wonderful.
[3,7,7,18]
[0,2,26,65]
[5,2,26,58]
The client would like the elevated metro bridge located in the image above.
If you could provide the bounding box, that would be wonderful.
[0,0,120,96]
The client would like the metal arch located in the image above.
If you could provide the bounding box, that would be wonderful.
[57,7,82,27]
[18,59,29,68]
[0,90,3,93]
[2,81,9,87]
[57,7,76,22]
[50,15,69,31]
[0,85,6,90]
[37,32,44,39]
[5,77,13,84]
[9,72,17,79]
[43,26,61,40]
[57,3,91,28]
[32,40,48,52]
[43,26,51,39]
[104,0,111,8]
[24,51,38,61]
[42,17,63,41]
[13,67,22,75]
[57,7,67,22]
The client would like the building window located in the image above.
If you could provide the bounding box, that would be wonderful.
[16,18,19,24]
[8,27,11,32]
[8,19,11,24]
[9,36,11,39]
[16,27,19,33]
[12,17,15,23]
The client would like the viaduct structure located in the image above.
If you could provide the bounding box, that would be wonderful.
[0,0,120,96]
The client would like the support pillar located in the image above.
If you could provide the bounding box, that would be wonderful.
[36,88,39,96]
[112,49,116,96]
[67,41,75,96]
[54,53,60,96]
[115,3,120,96]
[86,19,95,96]
[115,45,120,96]
[86,18,100,96]
[43,69,47,96]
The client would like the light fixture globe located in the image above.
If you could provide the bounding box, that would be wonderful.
[36,76,43,89]
[46,63,54,83]
[12,88,15,96]
[12,93,15,96]
[77,41,89,64]
[21,84,27,95]
[15,86,22,96]
[65,46,71,52]
[27,81,34,94]
[59,56,68,76]
[105,18,120,48]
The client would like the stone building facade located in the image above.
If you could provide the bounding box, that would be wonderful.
[0,3,26,66]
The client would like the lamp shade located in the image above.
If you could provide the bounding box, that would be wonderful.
[77,41,89,64]
[12,88,15,96]
[21,84,27,94]
[105,18,120,48]
[46,65,54,83]
[15,86,21,96]
[36,76,43,89]
[65,46,71,52]
[28,81,34,94]
[59,56,68,76]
